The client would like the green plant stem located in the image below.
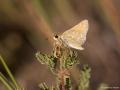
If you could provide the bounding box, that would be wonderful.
[0,55,21,89]
[0,72,13,90]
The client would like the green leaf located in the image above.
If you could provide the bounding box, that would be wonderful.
[78,65,91,90]
[65,76,72,90]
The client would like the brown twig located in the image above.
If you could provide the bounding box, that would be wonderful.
[54,36,70,90]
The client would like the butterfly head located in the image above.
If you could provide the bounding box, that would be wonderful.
[53,34,66,47]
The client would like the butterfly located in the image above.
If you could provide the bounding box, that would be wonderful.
[54,19,89,50]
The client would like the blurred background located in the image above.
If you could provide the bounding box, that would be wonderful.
[0,0,120,90]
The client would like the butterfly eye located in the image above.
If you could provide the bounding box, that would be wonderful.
[55,35,58,38]
[53,34,59,40]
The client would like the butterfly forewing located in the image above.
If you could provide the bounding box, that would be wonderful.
[60,20,89,50]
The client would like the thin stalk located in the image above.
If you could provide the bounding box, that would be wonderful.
[58,51,67,90]
[0,55,21,89]
[0,72,13,90]
[60,59,65,90]
[0,72,15,88]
